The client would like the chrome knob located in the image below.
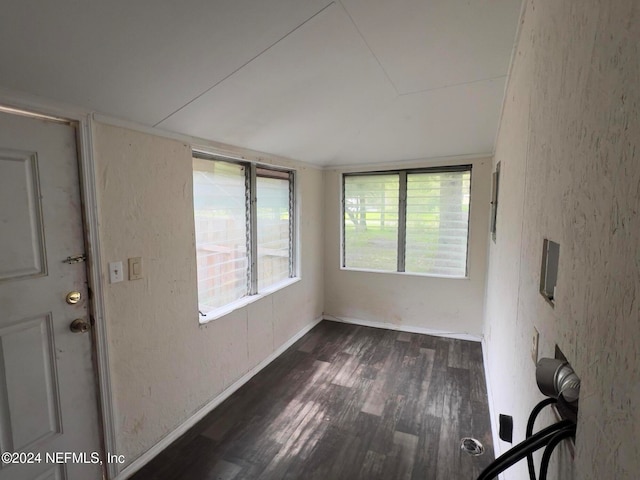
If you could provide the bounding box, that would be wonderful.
[69,318,90,333]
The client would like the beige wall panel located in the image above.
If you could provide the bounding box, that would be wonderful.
[484,1,640,479]
[94,123,324,467]
[323,157,492,337]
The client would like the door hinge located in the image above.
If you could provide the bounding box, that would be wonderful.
[63,254,87,264]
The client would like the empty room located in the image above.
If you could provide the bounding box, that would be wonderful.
[0,1,638,479]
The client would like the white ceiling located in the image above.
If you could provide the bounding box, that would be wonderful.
[0,0,522,166]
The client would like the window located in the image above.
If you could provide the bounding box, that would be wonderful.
[256,168,292,291]
[343,166,471,278]
[193,155,295,318]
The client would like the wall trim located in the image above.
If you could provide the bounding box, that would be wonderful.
[116,315,324,480]
[92,113,323,171]
[481,337,505,480]
[80,116,119,480]
[324,152,492,172]
[492,0,528,153]
[323,314,482,342]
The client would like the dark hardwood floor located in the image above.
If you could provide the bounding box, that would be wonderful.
[132,320,494,479]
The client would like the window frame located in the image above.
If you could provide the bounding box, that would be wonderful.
[490,161,500,242]
[193,151,297,322]
[341,164,472,278]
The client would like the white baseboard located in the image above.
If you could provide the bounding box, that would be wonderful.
[482,337,505,480]
[115,315,323,480]
[323,314,482,342]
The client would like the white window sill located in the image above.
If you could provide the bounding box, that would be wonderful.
[198,277,301,324]
[339,266,469,280]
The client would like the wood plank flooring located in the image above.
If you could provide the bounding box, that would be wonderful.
[131,321,494,479]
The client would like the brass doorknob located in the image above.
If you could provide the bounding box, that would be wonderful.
[66,291,81,304]
[69,318,90,333]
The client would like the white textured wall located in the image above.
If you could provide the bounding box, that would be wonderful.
[484,1,640,479]
[324,157,491,337]
[93,123,324,469]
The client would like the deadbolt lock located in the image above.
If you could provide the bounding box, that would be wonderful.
[69,318,90,334]
[66,291,81,304]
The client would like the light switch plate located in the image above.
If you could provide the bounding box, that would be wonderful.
[531,327,540,364]
[109,261,124,283]
[128,257,143,280]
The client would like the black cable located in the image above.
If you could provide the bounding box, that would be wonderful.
[538,425,576,480]
[477,421,569,480]
[477,419,573,480]
[526,398,558,480]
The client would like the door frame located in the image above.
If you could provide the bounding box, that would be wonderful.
[0,90,118,479]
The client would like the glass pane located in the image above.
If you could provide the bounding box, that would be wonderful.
[405,170,471,277]
[193,159,248,312]
[257,175,291,291]
[344,174,399,271]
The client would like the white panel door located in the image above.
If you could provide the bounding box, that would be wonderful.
[0,111,102,480]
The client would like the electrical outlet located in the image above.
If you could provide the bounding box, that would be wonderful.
[109,261,124,284]
[531,327,540,364]
[499,414,513,443]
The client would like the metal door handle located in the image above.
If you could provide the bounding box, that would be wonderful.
[69,318,90,333]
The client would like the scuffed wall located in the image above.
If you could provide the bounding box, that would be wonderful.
[484,1,639,479]
[324,157,491,337]
[93,123,324,470]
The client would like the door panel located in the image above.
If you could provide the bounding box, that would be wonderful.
[34,466,65,480]
[0,149,46,281]
[0,111,102,480]
[0,314,61,452]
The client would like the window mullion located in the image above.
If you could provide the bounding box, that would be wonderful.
[341,176,346,268]
[288,171,295,277]
[249,163,258,295]
[397,171,407,272]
